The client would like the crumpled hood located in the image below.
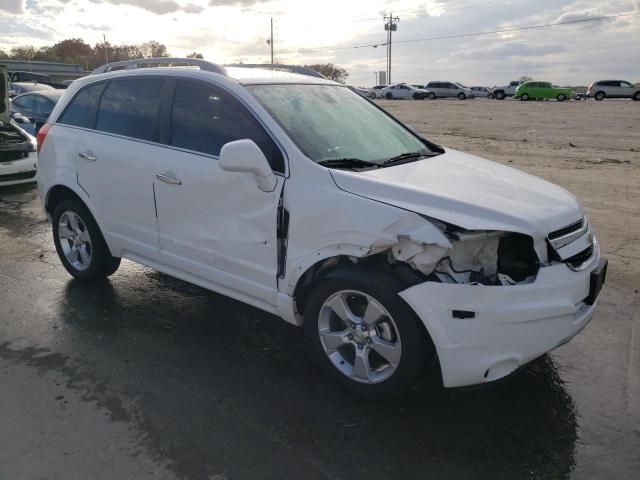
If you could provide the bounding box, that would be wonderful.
[330,148,583,238]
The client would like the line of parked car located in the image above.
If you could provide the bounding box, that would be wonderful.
[362,79,640,102]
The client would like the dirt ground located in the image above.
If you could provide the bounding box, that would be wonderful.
[378,98,640,288]
[0,98,639,480]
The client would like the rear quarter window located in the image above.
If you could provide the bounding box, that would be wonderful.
[58,83,105,128]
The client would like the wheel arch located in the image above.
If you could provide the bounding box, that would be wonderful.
[44,184,112,253]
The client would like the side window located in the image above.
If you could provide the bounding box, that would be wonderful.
[170,80,284,172]
[13,95,36,112]
[620,81,632,88]
[96,78,165,141]
[58,83,104,128]
[33,96,54,115]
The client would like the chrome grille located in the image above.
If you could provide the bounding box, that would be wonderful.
[549,219,584,241]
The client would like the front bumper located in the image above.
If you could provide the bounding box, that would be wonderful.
[399,257,604,388]
[0,151,37,187]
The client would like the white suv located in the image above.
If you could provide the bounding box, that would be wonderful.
[587,80,640,101]
[37,58,607,397]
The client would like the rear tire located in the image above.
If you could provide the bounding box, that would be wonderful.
[594,91,605,101]
[303,267,432,399]
[52,199,121,281]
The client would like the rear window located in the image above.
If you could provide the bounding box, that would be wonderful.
[58,83,105,128]
[96,78,166,142]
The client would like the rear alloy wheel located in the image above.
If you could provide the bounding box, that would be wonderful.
[385,92,393,100]
[428,92,436,100]
[594,91,605,101]
[557,94,566,102]
[53,199,120,281]
[303,269,431,398]
[457,92,466,100]
[521,93,530,101]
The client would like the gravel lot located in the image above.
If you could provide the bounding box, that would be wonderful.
[1,98,638,479]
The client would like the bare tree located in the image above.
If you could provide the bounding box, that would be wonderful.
[304,63,349,83]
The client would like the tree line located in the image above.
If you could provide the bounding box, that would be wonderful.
[0,38,203,71]
[0,37,350,83]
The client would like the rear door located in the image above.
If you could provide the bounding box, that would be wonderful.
[75,77,167,261]
[152,79,285,305]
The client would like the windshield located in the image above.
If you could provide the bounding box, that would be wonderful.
[247,84,434,165]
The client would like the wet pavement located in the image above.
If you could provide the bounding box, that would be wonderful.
[0,183,638,480]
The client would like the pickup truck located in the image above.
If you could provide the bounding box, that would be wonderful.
[491,81,522,100]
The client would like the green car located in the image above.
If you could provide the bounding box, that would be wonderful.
[514,81,573,101]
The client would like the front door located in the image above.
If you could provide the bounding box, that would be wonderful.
[153,79,286,306]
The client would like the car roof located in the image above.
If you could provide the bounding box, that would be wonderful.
[15,90,65,100]
[12,82,55,91]
[76,66,339,88]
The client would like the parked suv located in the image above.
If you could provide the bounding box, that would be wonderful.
[424,82,474,99]
[38,58,607,397]
[587,80,640,101]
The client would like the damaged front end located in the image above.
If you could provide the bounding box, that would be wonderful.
[376,216,540,287]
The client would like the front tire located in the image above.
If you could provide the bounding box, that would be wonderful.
[633,91,640,101]
[52,199,120,281]
[385,92,393,100]
[495,91,506,100]
[303,267,431,398]
[557,94,566,102]
[428,92,436,100]
[457,92,466,100]
[521,93,530,101]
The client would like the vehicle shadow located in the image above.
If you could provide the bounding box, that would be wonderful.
[58,270,577,480]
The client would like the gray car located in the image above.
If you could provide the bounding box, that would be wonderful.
[11,90,64,133]
[425,81,474,100]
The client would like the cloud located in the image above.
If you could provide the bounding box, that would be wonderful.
[458,41,566,60]
[0,0,24,14]
[209,0,265,5]
[87,0,204,15]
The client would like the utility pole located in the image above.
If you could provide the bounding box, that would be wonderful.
[103,33,109,64]
[384,13,399,84]
[268,18,274,69]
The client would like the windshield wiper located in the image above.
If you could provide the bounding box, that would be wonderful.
[383,151,438,166]
[318,158,380,169]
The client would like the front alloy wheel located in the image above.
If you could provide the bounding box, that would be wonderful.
[318,290,402,384]
[303,268,433,398]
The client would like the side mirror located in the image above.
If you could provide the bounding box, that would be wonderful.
[219,139,277,192]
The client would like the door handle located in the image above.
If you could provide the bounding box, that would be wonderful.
[156,173,182,185]
[78,152,97,162]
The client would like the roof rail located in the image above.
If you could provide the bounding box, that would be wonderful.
[91,58,227,76]
[226,64,327,79]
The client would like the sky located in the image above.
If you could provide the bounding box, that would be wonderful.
[1,0,639,86]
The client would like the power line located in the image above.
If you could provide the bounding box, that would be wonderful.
[281,11,640,54]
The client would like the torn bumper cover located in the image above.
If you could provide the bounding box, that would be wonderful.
[399,250,604,388]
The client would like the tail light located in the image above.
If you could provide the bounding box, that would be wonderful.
[36,123,51,154]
